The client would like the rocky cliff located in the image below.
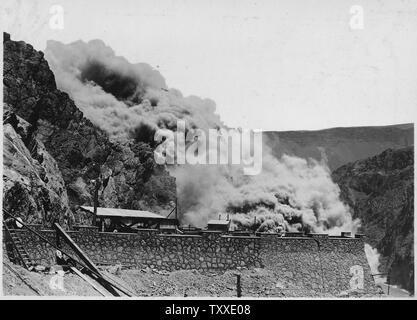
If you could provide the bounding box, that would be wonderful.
[332,147,414,293]
[3,106,72,226]
[3,33,176,226]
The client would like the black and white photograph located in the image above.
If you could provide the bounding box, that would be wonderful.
[0,0,415,305]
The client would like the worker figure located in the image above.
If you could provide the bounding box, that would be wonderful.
[55,250,75,271]
[55,250,66,265]
[4,217,24,229]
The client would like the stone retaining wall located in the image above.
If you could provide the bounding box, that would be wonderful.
[259,235,377,295]
[3,226,378,295]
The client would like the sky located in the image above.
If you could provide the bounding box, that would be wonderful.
[1,0,417,131]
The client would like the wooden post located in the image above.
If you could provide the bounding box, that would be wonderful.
[175,176,178,222]
[175,197,178,221]
[56,232,61,248]
[236,273,242,297]
[93,178,101,226]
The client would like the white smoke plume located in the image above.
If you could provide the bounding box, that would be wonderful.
[173,149,359,234]
[45,39,223,138]
[364,243,386,285]
[45,39,359,234]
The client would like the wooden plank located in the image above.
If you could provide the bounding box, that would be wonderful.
[54,223,131,297]
[98,272,133,297]
[100,271,136,296]
[70,267,110,297]
[54,223,101,275]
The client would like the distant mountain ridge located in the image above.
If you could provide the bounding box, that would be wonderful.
[264,124,413,170]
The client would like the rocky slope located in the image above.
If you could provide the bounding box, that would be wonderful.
[332,147,414,293]
[265,124,413,171]
[3,106,72,225]
[3,32,176,226]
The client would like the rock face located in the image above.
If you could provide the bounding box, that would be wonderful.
[332,147,414,293]
[3,106,72,226]
[3,33,176,226]
[265,124,413,171]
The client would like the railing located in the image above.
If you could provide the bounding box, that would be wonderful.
[371,272,391,295]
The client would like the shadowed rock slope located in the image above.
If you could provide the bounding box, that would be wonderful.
[332,147,414,293]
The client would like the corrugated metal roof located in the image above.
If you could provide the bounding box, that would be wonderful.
[80,206,165,219]
[207,219,230,225]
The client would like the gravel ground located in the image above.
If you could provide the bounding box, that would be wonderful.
[120,267,335,297]
[3,260,384,298]
[3,261,100,296]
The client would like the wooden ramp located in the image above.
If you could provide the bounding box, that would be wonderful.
[70,267,112,297]
[54,223,134,297]
[54,223,101,274]
[100,270,136,297]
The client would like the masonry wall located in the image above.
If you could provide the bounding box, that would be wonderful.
[3,226,378,295]
[259,235,377,295]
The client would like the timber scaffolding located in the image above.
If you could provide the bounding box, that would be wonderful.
[3,209,135,297]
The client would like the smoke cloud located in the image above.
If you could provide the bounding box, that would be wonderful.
[45,39,223,138]
[45,39,358,234]
[173,150,359,234]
